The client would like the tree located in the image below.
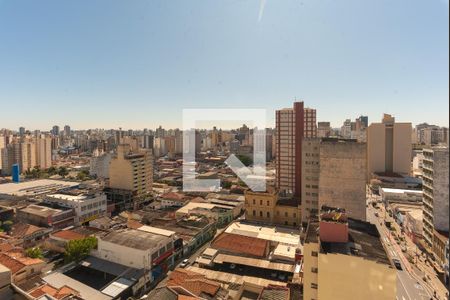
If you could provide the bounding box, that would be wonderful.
[1,220,13,233]
[64,237,97,263]
[25,247,43,259]
[58,167,69,178]
[47,166,57,176]
[236,155,252,167]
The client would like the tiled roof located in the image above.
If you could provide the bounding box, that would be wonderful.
[168,268,220,297]
[127,219,144,229]
[29,284,80,299]
[258,285,290,300]
[0,253,25,273]
[0,243,15,253]
[161,192,186,201]
[211,233,268,258]
[52,230,85,241]
[11,223,45,237]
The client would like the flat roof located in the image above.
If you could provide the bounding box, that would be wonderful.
[101,229,168,251]
[20,204,66,217]
[0,180,79,196]
[214,254,294,273]
[43,272,111,300]
[176,202,232,215]
[320,218,391,265]
[225,222,300,246]
[381,188,423,194]
[137,225,176,237]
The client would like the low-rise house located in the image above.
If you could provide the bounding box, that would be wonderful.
[16,204,75,229]
[9,223,52,248]
[0,251,46,284]
[159,192,189,208]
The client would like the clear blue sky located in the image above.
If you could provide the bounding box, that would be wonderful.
[0,0,448,130]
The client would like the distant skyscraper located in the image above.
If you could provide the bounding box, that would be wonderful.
[52,125,60,136]
[19,127,25,137]
[359,115,369,128]
[276,101,317,199]
[367,114,412,178]
[64,125,71,137]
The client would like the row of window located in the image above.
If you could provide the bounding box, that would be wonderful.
[251,209,297,219]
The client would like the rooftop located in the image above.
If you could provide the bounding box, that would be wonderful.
[258,285,290,300]
[320,218,391,265]
[0,180,79,197]
[100,229,168,250]
[212,233,268,258]
[19,204,69,217]
[225,222,301,246]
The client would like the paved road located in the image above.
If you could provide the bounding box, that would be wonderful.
[366,197,432,300]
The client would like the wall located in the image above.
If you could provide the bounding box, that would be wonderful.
[318,254,397,300]
[319,141,367,221]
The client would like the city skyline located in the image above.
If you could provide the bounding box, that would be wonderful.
[0,0,448,129]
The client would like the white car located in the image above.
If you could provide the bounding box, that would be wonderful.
[180,259,189,268]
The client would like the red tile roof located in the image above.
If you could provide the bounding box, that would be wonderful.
[11,223,44,238]
[161,192,186,202]
[30,284,80,299]
[168,268,220,297]
[0,253,26,273]
[51,230,85,241]
[211,233,268,258]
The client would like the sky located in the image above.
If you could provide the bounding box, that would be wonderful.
[0,0,448,130]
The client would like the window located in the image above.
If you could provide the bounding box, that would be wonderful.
[311,251,318,257]
[285,212,288,217]
[267,212,270,218]
[311,283,318,289]
[293,213,297,218]
[311,267,318,273]
[285,221,288,225]
[260,200,263,205]
[253,199,255,205]
[260,211,263,217]
[253,210,256,216]
[267,200,270,206]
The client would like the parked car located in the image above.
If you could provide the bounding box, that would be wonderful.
[180,259,190,268]
[393,259,403,270]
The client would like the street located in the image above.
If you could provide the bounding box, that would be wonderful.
[366,193,447,300]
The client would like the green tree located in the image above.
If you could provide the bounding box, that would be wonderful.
[58,167,69,178]
[236,155,252,167]
[47,166,57,176]
[1,220,13,233]
[25,247,43,259]
[64,236,97,263]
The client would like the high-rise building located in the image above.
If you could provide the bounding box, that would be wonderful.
[64,125,71,137]
[109,144,153,210]
[367,114,412,179]
[359,115,369,128]
[0,134,5,172]
[275,101,317,199]
[317,122,331,138]
[1,137,37,175]
[52,125,60,136]
[35,134,52,169]
[301,138,320,224]
[318,139,367,221]
[340,119,352,139]
[19,127,25,137]
[301,138,367,223]
[422,146,449,248]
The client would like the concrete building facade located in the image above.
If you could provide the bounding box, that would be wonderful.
[367,114,412,179]
[422,146,449,247]
[275,101,316,199]
[301,138,320,224]
[318,139,367,221]
[109,144,153,210]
